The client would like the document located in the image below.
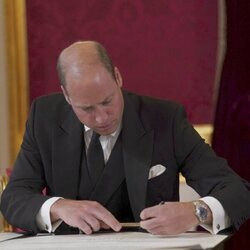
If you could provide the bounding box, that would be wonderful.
[0,231,228,250]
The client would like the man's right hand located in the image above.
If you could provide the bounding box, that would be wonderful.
[50,199,122,234]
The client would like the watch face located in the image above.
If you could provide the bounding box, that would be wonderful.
[199,206,208,220]
[194,201,208,223]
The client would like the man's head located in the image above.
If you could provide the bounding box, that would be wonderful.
[57,41,124,135]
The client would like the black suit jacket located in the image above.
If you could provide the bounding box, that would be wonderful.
[1,91,250,233]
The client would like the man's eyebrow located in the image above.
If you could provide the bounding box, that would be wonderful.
[73,102,92,109]
[74,93,114,109]
[97,93,114,105]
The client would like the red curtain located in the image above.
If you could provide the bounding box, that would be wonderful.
[212,1,250,249]
[212,1,250,182]
[26,0,218,124]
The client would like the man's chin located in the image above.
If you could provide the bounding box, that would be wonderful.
[96,128,115,136]
[95,123,118,135]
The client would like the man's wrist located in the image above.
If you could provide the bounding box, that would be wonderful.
[36,197,63,232]
[50,198,64,223]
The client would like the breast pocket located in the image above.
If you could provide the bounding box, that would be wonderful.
[146,166,178,207]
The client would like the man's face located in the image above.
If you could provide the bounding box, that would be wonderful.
[62,65,124,135]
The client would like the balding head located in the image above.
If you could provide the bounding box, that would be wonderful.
[57,41,124,135]
[57,41,115,88]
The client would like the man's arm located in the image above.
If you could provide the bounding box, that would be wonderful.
[0,100,51,233]
[36,197,63,232]
[139,104,249,235]
[50,199,121,234]
[140,201,210,235]
[140,198,231,235]
[36,197,122,234]
[172,105,250,230]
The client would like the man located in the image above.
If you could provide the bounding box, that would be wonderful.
[1,41,249,235]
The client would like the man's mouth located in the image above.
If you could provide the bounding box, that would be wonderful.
[97,121,114,130]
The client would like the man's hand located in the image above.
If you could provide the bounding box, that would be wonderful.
[140,201,211,235]
[50,199,122,234]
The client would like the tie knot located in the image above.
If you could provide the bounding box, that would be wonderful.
[91,131,100,141]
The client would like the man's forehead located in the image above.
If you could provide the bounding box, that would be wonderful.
[70,91,115,108]
[65,62,111,82]
[61,41,99,64]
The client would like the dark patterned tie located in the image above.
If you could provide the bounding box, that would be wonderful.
[87,132,105,185]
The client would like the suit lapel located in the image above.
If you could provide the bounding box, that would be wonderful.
[52,107,83,199]
[122,93,154,221]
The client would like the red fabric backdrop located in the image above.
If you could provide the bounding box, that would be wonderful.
[212,1,250,249]
[26,0,218,124]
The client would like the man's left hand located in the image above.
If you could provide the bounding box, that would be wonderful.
[140,201,202,235]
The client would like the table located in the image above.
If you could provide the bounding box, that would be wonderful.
[0,231,228,249]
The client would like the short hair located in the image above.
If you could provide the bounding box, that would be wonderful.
[57,41,116,88]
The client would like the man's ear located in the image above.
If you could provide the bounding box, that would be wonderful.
[114,67,123,88]
[61,85,71,104]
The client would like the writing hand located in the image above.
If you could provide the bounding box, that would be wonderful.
[140,201,210,235]
[50,199,122,234]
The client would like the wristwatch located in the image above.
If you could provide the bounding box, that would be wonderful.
[193,200,209,224]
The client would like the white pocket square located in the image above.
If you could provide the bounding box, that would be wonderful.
[148,164,166,180]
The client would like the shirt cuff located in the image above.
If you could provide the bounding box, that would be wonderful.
[36,197,63,233]
[200,196,231,234]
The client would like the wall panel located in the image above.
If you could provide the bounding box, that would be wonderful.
[26,0,218,124]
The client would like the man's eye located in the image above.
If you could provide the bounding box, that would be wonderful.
[102,99,112,105]
[81,107,92,112]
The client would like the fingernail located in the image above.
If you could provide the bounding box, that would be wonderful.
[115,224,122,231]
[139,221,145,229]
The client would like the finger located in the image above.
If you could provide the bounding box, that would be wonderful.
[100,221,110,229]
[91,203,121,232]
[78,220,93,235]
[140,204,160,220]
[83,215,101,232]
[140,217,160,231]
[99,212,121,232]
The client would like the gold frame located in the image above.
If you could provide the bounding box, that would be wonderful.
[0,175,12,232]
[4,0,29,165]
[180,124,213,182]
[193,124,213,146]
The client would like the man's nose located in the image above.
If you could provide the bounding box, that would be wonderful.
[95,107,108,124]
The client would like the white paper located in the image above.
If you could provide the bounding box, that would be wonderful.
[0,231,228,250]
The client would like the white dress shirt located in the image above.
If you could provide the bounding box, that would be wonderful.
[36,124,231,234]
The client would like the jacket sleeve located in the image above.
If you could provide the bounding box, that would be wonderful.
[173,105,250,230]
[0,100,52,234]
